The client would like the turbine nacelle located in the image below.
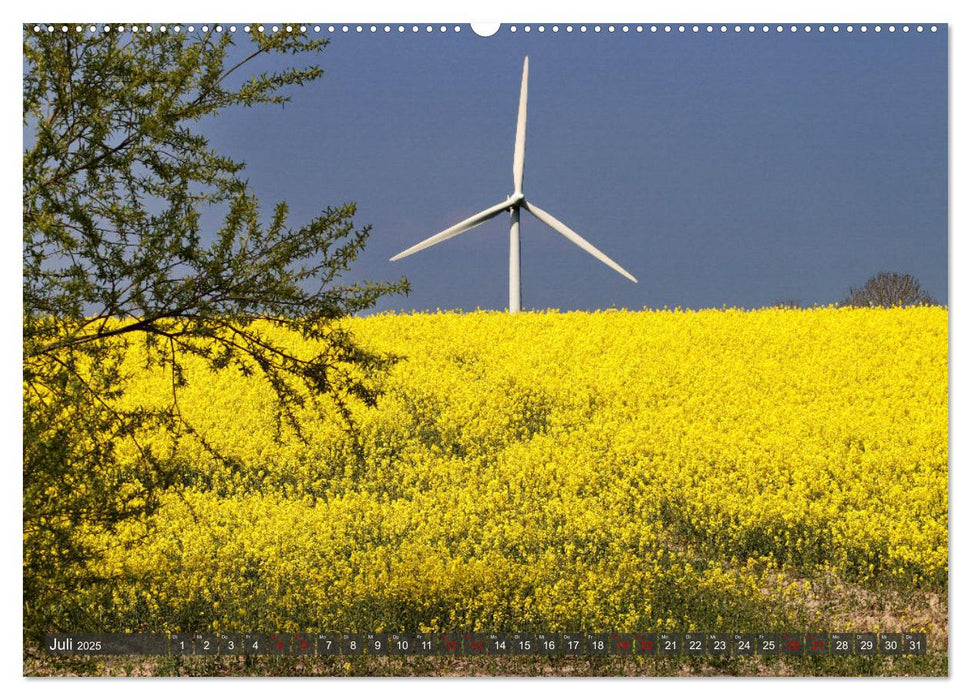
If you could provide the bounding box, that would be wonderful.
[391,56,638,312]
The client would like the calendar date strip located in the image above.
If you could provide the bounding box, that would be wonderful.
[44,632,926,656]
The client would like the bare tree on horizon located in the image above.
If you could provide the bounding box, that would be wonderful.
[841,272,937,308]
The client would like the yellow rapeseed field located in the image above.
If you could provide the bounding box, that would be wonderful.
[85,307,946,635]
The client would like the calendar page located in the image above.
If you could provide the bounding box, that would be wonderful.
[22,19,947,678]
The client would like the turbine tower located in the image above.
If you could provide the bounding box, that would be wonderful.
[390,57,638,313]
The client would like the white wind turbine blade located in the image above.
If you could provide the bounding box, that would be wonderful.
[523,200,638,283]
[512,56,528,194]
[390,198,515,262]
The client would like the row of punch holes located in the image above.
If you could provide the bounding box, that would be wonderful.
[32,24,940,35]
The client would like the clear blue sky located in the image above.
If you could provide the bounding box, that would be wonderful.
[203,26,947,312]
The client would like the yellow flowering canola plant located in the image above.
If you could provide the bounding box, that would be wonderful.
[84,307,946,635]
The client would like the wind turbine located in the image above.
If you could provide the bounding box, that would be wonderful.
[390,56,638,313]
